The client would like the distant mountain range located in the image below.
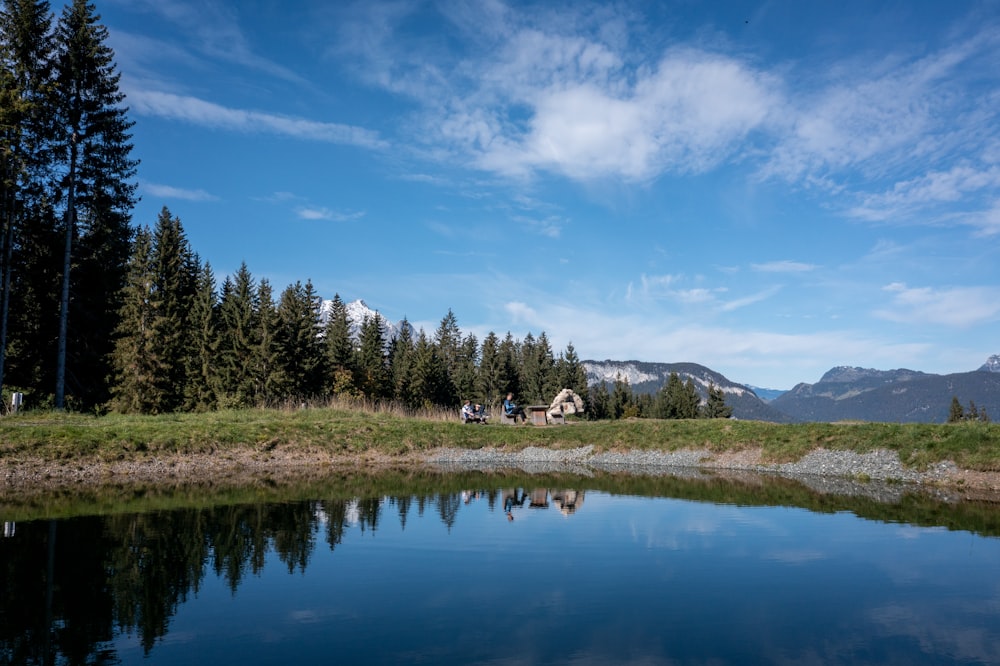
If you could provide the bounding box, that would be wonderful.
[583,360,795,423]
[584,355,1000,424]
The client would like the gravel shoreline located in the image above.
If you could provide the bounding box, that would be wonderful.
[3,445,999,498]
[423,445,1000,496]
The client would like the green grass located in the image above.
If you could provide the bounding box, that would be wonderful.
[2,407,999,471]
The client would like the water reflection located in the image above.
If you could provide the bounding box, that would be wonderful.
[1,471,999,665]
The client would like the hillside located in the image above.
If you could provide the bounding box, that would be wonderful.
[771,368,1000,423]
[583,360,795,423]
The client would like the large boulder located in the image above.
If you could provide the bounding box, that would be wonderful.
[548,388,585,418]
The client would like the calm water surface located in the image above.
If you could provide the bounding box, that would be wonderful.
[2,473,999,665]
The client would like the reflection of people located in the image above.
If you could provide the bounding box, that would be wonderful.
[551,489,585,515]
[502,489,527,518]
[503,393,527,423]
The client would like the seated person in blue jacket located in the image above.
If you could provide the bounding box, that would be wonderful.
[503,392,527,422]
[461,399,477,423]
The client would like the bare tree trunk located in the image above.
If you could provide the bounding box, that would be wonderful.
[55,136,77,409]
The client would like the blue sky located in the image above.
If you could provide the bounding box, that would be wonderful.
[101,0,1000,389]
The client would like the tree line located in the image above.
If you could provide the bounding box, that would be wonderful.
[107,208,591,414]
[948,396,990,423]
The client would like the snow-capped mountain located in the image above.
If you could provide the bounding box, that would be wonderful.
[319,298,407,341]
[979,354,1000,373]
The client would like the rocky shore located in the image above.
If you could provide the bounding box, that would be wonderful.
[3,445,999,498]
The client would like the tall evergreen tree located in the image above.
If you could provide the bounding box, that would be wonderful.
[0,0,56,400]
[477,331,505,406]
[355,312,389,400]
[588,381,610,420]
[387,318,414,404]
[323,293,355,397]
[254,279,280,403]
[109,209,195,413]
[216,264,258,407]
[611,373,634,419]
[452,333,479,402]
[148,206,195,411]
[274,280,324,400]
[498,332,520,399]
[52,0,137,407]
[183,259,217,411]
[109,227,157,413]
[555,341,589,401]
[409,329,450,409]
[433,309,460,402]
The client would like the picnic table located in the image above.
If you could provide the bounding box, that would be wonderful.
[527,405,549,426]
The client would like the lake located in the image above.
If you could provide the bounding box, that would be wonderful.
[2,468,999,665]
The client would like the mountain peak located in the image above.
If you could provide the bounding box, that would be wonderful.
[979,354,1000,373]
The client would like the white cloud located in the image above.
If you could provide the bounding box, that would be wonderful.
[468,49,779,181]
[295,207,365,222]
[751,261,817,273]
[142,182,217,201]
[875,283,1000,327]
[848,165,1000,224]
[128,90,387,149]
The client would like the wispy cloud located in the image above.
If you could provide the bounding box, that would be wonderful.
[128,90,387,149]
[112,0,308,85]
[142,182,218,202]
[875,282,1000,327]
[295,207,366,222]
[751,260,818,273]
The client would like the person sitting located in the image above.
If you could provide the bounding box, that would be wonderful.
[473,403,488,423]
[503,392,527,423]
[461,400,476,423]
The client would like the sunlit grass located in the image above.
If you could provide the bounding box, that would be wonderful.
[1,404,999,471]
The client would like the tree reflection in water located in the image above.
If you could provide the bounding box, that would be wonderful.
[0,486,585,663]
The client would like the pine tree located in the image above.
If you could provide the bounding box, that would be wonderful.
[355,311,389,400]
[477,331,504,407]
[183,259,217,411]
[254,279,280,404]
[433,309,460,402]
[452,333,479,402]
[409,329,450,409]
[148,206,195,411]
[323,293,355,397]
[109,227,157,413]
[947,396,964,423]
[109,208,195,413]
[702,384,733,419]
[519,332,539,402]
[0,0,56,401]
[498,332,520,399]
[611,373,634,419]
[275,280,325,400]
[217,264,258,407]
[52,0,138,408]
[555,341,589,403]
[387,318,414,404]
[588,381,610,420]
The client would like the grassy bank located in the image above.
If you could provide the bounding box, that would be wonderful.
[2,407,999,471]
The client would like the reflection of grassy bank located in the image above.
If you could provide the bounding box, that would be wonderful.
[2,407,999,469]
[2,467,999,539]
